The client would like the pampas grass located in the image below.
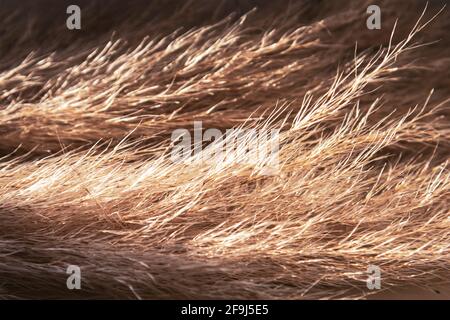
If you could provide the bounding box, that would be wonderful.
[0,0,449,299]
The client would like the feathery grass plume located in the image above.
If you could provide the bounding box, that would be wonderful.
[0,0,449,299]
